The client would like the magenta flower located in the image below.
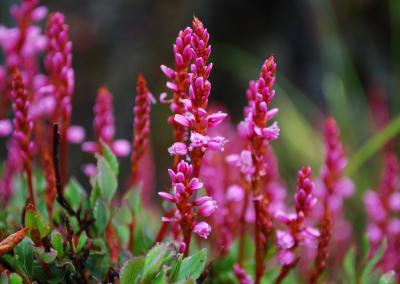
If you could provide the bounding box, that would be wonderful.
[130,74,154,187]
[364,153,400,272]
[193,221,212,239]
[11,69,35,205]
[275,167,319,267]
[0,119,12,137]
[45,12,74,185]
[158,160,217,254]
[93,86,115,146]
[0,0,47,115]
[160,26,192,168]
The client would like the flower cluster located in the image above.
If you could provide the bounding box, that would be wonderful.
[168,17,227,176]
[160,26,192,167]
[11,69,35,205]
[158,160,217,241]
[310,117,354,282]
[364,153,400,271]
[45,12,74,124]
[130,74,154,186]
[275,167,319,267]
[82,86,130,159]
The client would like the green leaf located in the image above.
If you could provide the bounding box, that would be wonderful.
[142,243,173,282]
[101,142,119,175]
[33,247,57,263]
[378,271,396,284]
[77,232,88,252]
[65,178,86,211]
[169,254,183,282]
[346,114,400,175]
[124,186,142,215]
[343,246,356,284]
[96,155,117,204]
[51,231,64,256]
[360,240,387,283]
[24,204,51,240]
[120,257,145,284]
[176,249,207,281]
[8,273,23,284]
[94,200,110,234]
[14,238,34,277]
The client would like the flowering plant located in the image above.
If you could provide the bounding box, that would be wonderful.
[0,1,398,283]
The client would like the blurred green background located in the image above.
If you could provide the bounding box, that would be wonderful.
[1,0,400,200]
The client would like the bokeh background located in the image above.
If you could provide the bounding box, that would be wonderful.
[1,0,399,212]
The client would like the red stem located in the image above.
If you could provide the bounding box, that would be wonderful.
[254,198,263,284]
[60,127,68,187]
[25,164,35,206]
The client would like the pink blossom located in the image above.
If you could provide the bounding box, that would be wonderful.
[198,199,218,217]
[66,125,85,144]
[226,184,245,202]
[193,221,211,239]
[207,111,227,128]
[0,119,12,137]
[82,163,97,177]
[112,139,131,157]
[168,142,187,156]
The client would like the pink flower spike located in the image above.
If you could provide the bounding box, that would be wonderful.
[193,221,211,239]
[198,199,217,217]
[0,119,12,137]
[174,114,190,127]
[112,139,131,157]
[67,125,85,144]
[168,142,187,156]
[158,192,175,202]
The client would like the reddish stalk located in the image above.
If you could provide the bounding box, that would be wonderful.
[11,69,35,205]
[309,206,332,283]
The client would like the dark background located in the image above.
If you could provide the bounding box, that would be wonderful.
[1,0,398,193]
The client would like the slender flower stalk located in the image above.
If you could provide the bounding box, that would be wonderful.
[93,86,115,148]
[364,153,400,274]
[274,167,319,284]
[81,86,130,160]
[234,56,279,284]
[310,117,353,282]
[11,69,35,205]
[160,26,192,168]
[0,0,47,116]
[160,17,226,253]
[130,74,153,187]
[45,12,74,186]
[169,17,227,177]
[42,149,56,218]
[158,160,217,256]
[0,138,21,204]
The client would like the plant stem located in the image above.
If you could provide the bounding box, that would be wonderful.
[254,197,263,284]
[238,189,249,265]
